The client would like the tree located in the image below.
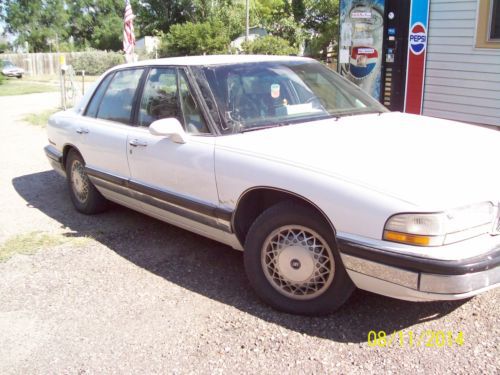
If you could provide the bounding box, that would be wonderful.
[161,21,231,57]
[249,0,304,49]
[291,0,306,22]
[1,0,68,52]
[302,0,339,59]
[1,0,132,51]
[134,0,194,36]
[208,1,246,40]
[68,0,134,51]
[0,0,341,56]
[241,35,297,55]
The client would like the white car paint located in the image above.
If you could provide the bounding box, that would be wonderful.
[45,55,500,307]
[214,112,500,242]
[215,112,500,210]
[126,126,219,206]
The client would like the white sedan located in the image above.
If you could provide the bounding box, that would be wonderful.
[45,55,500,315]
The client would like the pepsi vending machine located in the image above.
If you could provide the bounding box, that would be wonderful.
[338,0,429,114]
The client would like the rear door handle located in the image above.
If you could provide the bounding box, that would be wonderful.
[76,127,89,134]
[129,139,148,147]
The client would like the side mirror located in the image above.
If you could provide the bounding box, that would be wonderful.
[149,118,187,144]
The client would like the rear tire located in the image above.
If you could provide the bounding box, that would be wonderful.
[65,149,108,214]
[244,201,354,315]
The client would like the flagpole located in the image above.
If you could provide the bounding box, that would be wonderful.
[123,0,136,62]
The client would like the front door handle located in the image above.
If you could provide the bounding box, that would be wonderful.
[76,127,89,134]
[129,139,148,147]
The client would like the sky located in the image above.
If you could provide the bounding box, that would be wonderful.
[0,20,15,43]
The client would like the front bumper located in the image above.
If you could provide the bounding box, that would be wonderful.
[337,235,500,302]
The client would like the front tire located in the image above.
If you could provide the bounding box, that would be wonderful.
[65,149,108,214]
[244,201,354,315]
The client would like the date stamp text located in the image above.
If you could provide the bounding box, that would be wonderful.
[367,330,464,348]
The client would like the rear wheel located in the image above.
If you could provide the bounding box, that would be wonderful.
[244,201,354,315]
[65,149,108,214]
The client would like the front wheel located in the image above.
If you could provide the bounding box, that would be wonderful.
[65,149,108,214]
[244,201,354,315]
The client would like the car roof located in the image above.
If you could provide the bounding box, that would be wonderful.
[114,54,314,70]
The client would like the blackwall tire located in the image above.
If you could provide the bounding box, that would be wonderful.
[244,201,355,315]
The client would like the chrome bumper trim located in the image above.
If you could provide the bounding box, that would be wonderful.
[420,266,500,294]
[341,253,419,289]
[340,252,500,296]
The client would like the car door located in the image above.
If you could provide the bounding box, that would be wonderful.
[76,68,145,179]
[125,67,223,229]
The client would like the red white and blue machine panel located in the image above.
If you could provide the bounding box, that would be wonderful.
[404,0,430,114]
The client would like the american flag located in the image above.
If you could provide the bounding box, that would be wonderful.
[123,0,135,55]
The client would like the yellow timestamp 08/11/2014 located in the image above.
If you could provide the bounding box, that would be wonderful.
[367,330,464,348]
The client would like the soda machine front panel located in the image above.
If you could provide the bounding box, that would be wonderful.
[339,0,386,100]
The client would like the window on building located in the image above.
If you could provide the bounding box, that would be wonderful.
[491,0,500,40]
[476,0,500,48]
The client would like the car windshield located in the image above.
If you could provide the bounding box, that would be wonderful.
[201,60,387,133]
[2,61,14,68]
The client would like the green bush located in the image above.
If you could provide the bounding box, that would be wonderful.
[0,42,9,53]
[70,50,125,76]
[161,21,230,57]
[241,35,298,55]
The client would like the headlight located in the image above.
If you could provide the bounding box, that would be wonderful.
[383,202,494,246]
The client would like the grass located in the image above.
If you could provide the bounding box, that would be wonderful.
[0,231,91,262]
[23,108,60,127]
[0,74,99,96]
[19,74,100,83]
[0,77,58,96]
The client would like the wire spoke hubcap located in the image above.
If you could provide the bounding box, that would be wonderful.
[70,160,89,203]
[261,225,335,300]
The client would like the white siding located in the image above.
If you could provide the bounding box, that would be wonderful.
[423,0,500,127]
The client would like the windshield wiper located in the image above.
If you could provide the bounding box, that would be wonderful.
[240,122,291,133]
[332,110,384,120]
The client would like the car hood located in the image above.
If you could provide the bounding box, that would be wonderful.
[215,112,500,209]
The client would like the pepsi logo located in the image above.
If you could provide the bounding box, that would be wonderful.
[409,22,427,55]
[349,46,379,79]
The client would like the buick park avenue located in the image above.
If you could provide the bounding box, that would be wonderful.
[45,55,500,315]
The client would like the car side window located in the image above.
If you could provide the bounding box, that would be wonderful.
[96,69,144,124]
[178,71,209,134]
[138,68,179,127]
[85,73,114,118]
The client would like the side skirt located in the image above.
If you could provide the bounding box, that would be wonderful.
[87,172,243,251]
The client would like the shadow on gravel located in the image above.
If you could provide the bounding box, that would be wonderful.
[13,170,468,344]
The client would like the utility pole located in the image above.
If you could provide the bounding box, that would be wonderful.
[245,0,249,41]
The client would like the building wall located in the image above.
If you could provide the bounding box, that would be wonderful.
[423,0,500,126]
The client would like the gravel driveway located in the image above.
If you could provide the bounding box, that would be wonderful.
[0,92,498,374]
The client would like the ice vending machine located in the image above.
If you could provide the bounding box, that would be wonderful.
[338,0,430,114]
